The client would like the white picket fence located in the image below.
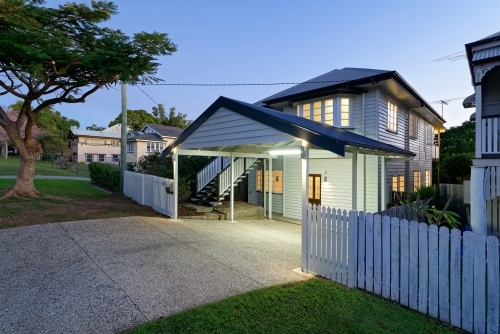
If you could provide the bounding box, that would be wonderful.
[123,171,175,217]
[305,205,500,334]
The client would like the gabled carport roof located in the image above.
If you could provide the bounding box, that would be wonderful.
[161,96,415,158]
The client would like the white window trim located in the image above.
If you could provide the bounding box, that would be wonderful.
[336,96,352,128]
[297,96,353,128]
[387,101,398,132]
[127,142,134,153]
[409,113,418,139]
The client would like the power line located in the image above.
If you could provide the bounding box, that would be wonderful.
[429,96,468,104]
[136,84,159,105]
[431,51,467,62]
[139,79,350,86]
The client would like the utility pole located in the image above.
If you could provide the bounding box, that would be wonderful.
[120,82,127,191]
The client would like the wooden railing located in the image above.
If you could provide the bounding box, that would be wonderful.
[481,117,500,154]
[196,157,231,192]
[217,158,257,199]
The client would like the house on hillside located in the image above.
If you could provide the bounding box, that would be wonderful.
[126,124,183,165]
[160,67,445,221]
[68,124,125,163]
[462,31,500,236]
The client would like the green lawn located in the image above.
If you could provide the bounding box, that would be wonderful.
[0,179,162,228]
[129,279,460,334]
[0,155,89,177]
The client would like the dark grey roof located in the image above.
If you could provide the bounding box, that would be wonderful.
[128,130,142,137]
[479,31,500,41]
[133,133,163,141]
[260,68,391,104]
[145,124,184,137]
[162,96,415,158]
[463,94,476,108]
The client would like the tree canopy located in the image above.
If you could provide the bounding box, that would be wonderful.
[109,104,192,130]
[86,124,105,131]
[0,0,177,198]
[108,109,158,130]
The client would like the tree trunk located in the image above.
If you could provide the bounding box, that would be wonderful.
[2,141,7,159]
[1,142,41,199]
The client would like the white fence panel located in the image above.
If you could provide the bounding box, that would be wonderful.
[123,171,175,218]
[303,206,500,334]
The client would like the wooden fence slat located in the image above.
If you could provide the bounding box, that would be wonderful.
[487,236,500,334]
[342,210,348,286]
[357,211,366,289]
[474,233,486,334]
[400,219,410,307]
[336,209,343,283]
[462,231,474,333]
[326,207,333,280]
[365,213,374,293]
[321,206,327,278]
[382,215,391,299]
[390,217,400,302]
[409,221,419,311]
[418,223,429,314]
[331,208,338,282]
[428,224,439,318]
[450,228,462,328]
[347,210,358,288]
[438,226,450,323]
[373,214,382,295]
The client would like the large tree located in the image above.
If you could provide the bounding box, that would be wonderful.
[0,108,42,158]
[108,109,157,130]
[0,0,177,198]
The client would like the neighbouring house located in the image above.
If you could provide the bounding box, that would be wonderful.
[126,124,183,165]
[160,67,445,221]
[462,31,500,236]
[67,124,124,163]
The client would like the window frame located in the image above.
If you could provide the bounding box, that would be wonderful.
[256,169,283,194]
[98,154,105,163]
[413,171,421,192]
[338,96,351,128]
[86,154,93,163]
[391,175,405,192]
[387,101,398,132]
[126,142,134,153]
[409,113,418,139]
[425,170,430,187]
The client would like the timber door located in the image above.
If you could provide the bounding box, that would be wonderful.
[308,174,321,206]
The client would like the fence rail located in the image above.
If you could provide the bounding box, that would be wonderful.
[306,205,500,334]
[123,171,174,217]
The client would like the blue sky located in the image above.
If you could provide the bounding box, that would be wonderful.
[2,0,498,129]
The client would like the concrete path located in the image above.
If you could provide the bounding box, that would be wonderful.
[0,175,90,181]
[0,217,306,333]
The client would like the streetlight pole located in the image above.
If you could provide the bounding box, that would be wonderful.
[120,82,127,191]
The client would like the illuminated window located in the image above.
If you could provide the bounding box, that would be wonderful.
[313,101,322,122]
[388,101,398,132]
[324,99,334,125]
[392,175,405,192]
[409,113,418,138]
[413,171,421,192]
[425,170,430,187]
[256,170,283,193]
[303,104,310,120]
[340,98,350,127]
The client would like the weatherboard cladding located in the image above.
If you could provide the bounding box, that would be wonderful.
[260,68,392,104]
[167,97,414,157]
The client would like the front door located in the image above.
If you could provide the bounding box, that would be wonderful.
[308,174,321,206]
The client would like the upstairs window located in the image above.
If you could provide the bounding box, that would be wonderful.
[387,101,398,132]
[340,98,350,127]
[297,97,350,127]
[427,124,434,145]
[313,101,321,122]
[303,104,310,120]
[409,113,418,138]
[127,142,134,153]
[324,99,334,125]
[147,142,164,153]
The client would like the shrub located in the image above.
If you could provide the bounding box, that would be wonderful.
[88,162,120,191]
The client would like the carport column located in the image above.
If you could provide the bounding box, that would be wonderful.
[268,157,272,220]
[230,152,234,222]
[301,141,309,271]
[352,153,357,210]
[173,148,178,220]
[263,159,267,217]
[380,156,386,212]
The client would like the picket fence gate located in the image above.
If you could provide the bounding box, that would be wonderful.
[123,171,175,217]
[305,204,500,334]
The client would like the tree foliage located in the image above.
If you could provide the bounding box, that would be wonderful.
[86,124,105,131]
[108,109,157,130]
[0,0,177,198]
[109,104,192,131]
[439,121,475,155]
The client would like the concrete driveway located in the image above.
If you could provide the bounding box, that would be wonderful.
[0,217,307,333]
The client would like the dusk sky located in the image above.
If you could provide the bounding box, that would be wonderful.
[2,0,499,129]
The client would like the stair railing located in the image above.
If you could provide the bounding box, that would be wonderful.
[217,158,257,197]
[196,156,231,193]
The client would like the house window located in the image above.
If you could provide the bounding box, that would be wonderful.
[427,124,434,145]
[98,154,105,163]
[425,170,430,187]
[127,142,134,153]
[112,154,120,163]
[409,113,418,138]
[392,175,405,192]
[256,170,283,193]
[147,142,164,153]
[388,101,398,132]
[303,104,310,120]
[111,140,120,147]
[313,101,322,122]
[413,171,421,192]
[340,98,350,127]
[325,99,334,126]
[86,154,93,163]
[85,138,107,146]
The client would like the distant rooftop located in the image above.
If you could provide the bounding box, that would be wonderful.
[145,124,184,137]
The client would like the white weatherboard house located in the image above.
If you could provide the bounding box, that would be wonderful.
[463,31,500,236]
[161,68,445,223]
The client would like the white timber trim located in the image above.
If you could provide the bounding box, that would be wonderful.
[301,141,309,271]
[173,148,178,220]
[176,149,272,159]
[380,156,386,211]
[230,152,234,222]
[475,85,482,158]
[269,157,273,219]
[352,153,358,210]
[263,159,267,218]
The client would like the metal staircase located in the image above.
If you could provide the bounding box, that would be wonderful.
[192,157,258,206]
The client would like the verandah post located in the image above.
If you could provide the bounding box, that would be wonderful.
[301,141,309,271]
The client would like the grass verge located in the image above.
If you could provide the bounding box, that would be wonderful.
[129,278,460,334]
[0,179,163,228]
[0,156,89,177]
